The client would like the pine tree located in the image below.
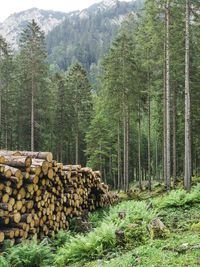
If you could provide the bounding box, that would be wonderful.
[18,19,50,151]
[67,62,92,165]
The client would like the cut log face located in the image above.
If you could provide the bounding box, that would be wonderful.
[0,232,5,243]
[0,150,118,248]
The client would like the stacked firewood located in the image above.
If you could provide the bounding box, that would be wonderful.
[0,150,118,247]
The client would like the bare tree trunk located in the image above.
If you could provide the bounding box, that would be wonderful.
[126,109,129,192]
[163,39,167,185]
[184,0,191,191]
[60,129,63,163]
[75,127,79,165]
[166,0,171,191]
[173,83,177,188]
[75,91,79,164]
[155,137,158,180]
[117,115,121,192]
[147,70,151,190]
[100,143,103,180]
[31,53,35,152]
[123,109,127,191]
[104,167,107,184]
[138,101,142,190]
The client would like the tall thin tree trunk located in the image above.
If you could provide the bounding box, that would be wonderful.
[100,142,103,180]
[184,0,191,191]
[138,101,142,190]
[117,115,121,192]
[163,10,167,185]
[31,54,35,151]
[147,70,151,190]
[75,90,79,164]
[60,129,63,163]
[75,127,79,164]
[104,166,107,184]
[173,83,177,188]
[166,0,171,191]
[123,109,127,191]
[126,108,129,192]
[156,137,158,180]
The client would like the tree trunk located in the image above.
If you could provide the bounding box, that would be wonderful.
[155,137,158,180]
[173,83,177,188]
[147,70,151,190]
[166,0,171,191]
[126,108,129,192]
[184,0,191,191]
[100,143,103,180]
[123,110,126,191]
[163,12,167,185]
[138,101,142,190]
[31,51,35,152]
[117,114,121,192]
[75,120,79,165]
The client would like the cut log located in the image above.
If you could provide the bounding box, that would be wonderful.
[0,232,5,243]
[8,213,21,224]
[15,151,53,162]
[3,156,32,168]
[0,165,21,178]
[0,203,12,211]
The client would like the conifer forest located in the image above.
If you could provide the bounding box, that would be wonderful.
[0,0,200,266]
[0,0,199,192]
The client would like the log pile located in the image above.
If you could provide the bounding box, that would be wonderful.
[0,150,118,248]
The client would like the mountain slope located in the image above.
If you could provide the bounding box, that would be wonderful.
[46,0,144,74]
[0,8,68,49]
[0,0,143,75]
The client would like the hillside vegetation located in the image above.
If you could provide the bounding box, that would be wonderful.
[0,180,199,266]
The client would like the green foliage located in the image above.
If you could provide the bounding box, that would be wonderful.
[50,230,72,249]
[124,224,147,246]
[46,0,143,74]
[1,239,55,267]
[85,204,200,267]
[0,257,9,267]
[151,183,200,208]
[55,200,157,265]
[56,222,117,265]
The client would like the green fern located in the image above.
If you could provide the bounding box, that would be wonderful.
[3,239,55,267]
[151,183,200,208]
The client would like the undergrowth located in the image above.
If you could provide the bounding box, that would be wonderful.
[151,183,200,208]
[55,201,157,266]
[0,182,199,266]
[0,239,54,267]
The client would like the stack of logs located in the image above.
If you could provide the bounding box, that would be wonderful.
[0,150,118,248]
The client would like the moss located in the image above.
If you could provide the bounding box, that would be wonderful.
[123,223,147,246]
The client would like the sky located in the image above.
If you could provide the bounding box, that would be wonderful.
[0,0,103,23]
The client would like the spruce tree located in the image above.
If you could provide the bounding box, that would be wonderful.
[18,19,50,151]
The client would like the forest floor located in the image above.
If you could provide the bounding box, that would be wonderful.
[53,178,200,267]
[0,178,200,267]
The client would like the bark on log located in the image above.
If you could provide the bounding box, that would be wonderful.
[3,156,32,168]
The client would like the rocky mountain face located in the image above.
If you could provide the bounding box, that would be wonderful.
[0,8,68,50]
[0,0,143,74]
